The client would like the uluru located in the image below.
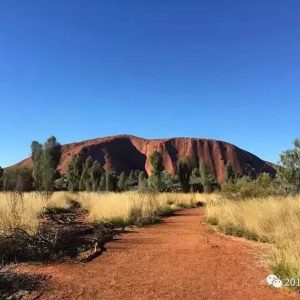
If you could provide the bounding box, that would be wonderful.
[14,134,276,184]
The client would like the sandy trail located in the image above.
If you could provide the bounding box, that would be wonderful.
[21,208,298,300]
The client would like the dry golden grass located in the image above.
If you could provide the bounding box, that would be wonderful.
[0,191,209,232]
[0,192,46,234]
[76,192,203,225]
[206,195,300,280]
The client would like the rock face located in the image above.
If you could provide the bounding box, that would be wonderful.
[14,134,276,184]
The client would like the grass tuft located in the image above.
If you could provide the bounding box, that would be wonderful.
[206,195,300,281]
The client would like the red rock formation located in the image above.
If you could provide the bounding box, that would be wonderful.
[13,134,276,184]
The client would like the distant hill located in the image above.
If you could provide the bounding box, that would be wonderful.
[12,134,276,184]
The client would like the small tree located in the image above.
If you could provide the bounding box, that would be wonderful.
[91,161,103,191]
[42,136,61,191]
[66,155,82,192]
[149,151,164,192]
[31,141,43,190]
[138,171,148,191]
[105,171,113,192]
[100,173,106,191]
[178,158,192,193]
[117,171,126,192]
[278,139,300,191]
[225,161,235,183]
[79,156,94,191]
[200,162,215,193]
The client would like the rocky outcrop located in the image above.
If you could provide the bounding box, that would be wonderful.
[13,134,276,184]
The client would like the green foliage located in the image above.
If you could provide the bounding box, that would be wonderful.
[129,170,135,180]
[160,171,175,192]
[31,141,43,190]
[100,173,106,191]
[278,139,300,191]
[31,137,61,192]
[134,170,140,179]
[117,171,126,192]
[221,175,276,200]
[191,168,200,178]
[149,151,164,192]
[138,171,148,191]
[105,171,113,192]
[66,155,82,192]
[79,169,89,191]
[2,167,34,192]
[42,136,61,191]
[178,158,192,193]
[225,161,235,183]
[78,156,102,192]
[200,163,215,193]
[91,161,103,191]
[256,172,272,187]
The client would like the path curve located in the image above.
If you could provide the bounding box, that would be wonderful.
[21,208,298,300]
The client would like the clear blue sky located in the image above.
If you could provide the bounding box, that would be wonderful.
[0,0,299,167]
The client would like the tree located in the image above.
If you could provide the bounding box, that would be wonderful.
[117,171,126,192]
[66,155,82,192]
[160,171,175,192]
[200,163,215,193]
[225,161,235,183]
[178,158,192,193]
[41,136,61,192]
[138,171,148,191]
[79,156,93,191]
[91,161,103,191]
[100,174,106,191]
[31,137,61,192]
[278,139,300,191]
[149,151,164,192]
[31,141,43,190]
[105,171,113,191]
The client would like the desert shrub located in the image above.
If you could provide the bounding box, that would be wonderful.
[221,174,277,200]
[2,168,34,192]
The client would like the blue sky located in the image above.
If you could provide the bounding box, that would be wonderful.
[0,0,299,167]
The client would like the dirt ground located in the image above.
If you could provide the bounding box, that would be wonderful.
[19,208,299,300]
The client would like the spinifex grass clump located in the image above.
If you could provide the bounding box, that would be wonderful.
[206,196,300,281]
[77,192,202,226]
[0,192,46,234]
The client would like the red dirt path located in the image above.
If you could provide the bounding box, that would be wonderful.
[21,208,299,300]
